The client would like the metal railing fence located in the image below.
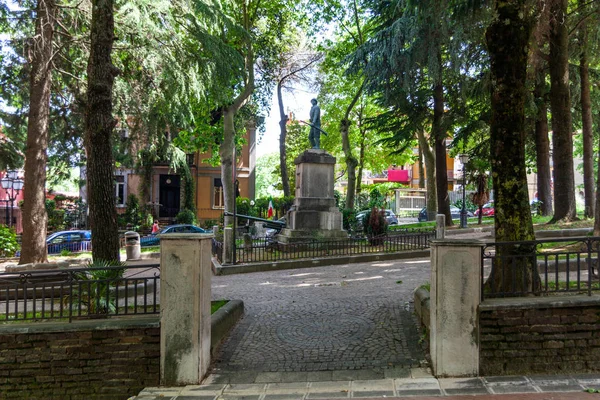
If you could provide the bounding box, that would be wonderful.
[47,240,92,255]
[481,236,600,299]
[0,264,160,323]
[212,237,223,263]
[213,229,435,264]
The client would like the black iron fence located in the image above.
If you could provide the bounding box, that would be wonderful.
[0,264,160,322]
[213,228,435,264]
[481,236,600,299]
[212,237,223,263]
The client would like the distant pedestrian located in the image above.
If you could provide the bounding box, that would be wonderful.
[151,220,159,234]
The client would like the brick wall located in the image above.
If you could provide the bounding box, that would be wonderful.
[0,317,160,399]
[479,296,600,375]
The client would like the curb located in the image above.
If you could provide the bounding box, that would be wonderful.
[211,299,244,356]
[213,250,431,275]
[445,225,494,235]
[413,286,430,332]
[535,228,593,238]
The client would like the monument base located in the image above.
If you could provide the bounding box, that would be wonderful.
[276,227,348,244]
[276,149,347,244]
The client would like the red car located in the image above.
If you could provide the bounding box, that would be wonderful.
[474,202,495,217]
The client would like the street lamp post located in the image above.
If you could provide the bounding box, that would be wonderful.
[459,154,469,229]
[1,171,24,228]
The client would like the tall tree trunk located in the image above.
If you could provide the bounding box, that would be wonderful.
[356,128,366,196]
[417,130,436,220]
[221,110,235,227]
[549,0,576,222]
[84,0,120,263]
[220,16,254,227]
[19,0,57,264]
[533,62,553,216]
[340,118,358,210]
[277,82,290,197]
[340,84,363,211]
[433,80,451,225]
[578,1,594,218]
[485,0,539,294]
[418,146,425,189]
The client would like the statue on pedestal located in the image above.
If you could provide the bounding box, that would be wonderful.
[309,98,321,149]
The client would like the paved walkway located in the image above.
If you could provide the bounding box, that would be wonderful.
[209,257,431,377]
[133,374,600,399]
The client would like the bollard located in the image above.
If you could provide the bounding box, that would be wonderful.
[429,239,484,377]
[436,214,446,239]
[160,233,213,385]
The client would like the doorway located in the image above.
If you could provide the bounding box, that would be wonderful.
[159,175,180,219]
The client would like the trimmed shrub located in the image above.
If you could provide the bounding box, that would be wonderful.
[176,209,197,225]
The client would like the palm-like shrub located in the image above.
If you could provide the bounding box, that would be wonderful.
[64,260,125,316]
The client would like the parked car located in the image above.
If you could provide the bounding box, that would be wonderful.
[46,230,92,254]
[474,202,495,217]
[356,209,399,228]
[418,207,474,222]
[140,224,208,246]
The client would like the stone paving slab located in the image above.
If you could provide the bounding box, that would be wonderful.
[130,374,600,399]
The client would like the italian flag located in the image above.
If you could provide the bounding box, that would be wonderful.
[267,199,274,219]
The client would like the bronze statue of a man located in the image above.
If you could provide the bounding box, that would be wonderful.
[309,98,321,149]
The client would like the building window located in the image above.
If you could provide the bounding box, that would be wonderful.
[115,175,125,206]
[213,178,224,209]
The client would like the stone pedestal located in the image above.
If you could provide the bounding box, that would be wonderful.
[277,149,347,243]
[160,233,213,385]
[430,239,484,377]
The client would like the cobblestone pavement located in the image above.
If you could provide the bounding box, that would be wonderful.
[210,257,432,376]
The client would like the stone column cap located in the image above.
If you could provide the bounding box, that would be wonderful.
[295,149,336,165]
[159,233,214,240]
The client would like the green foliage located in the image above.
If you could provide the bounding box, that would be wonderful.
[334,190,342,208]
[253,195,294,219]
[368,188,385,209]
[45,200,66,232]
[124,194,143,230]
[60,249,72,257]
[255,152,284,198]
[236,197,258,217]
[453,198,476,212]
[176,209,197,225]
[0,225,18,258]
[342,209,357,231]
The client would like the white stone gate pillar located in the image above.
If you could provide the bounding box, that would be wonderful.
[430,239,485,377]
[160,233,213,385]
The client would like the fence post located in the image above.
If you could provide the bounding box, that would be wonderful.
[429,239,484,377]
[160,233,213,385]
[436,214,446,239]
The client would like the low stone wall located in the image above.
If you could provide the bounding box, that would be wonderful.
[0,317,160,400]
[211,299,244,356]
[479,296,600,375]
